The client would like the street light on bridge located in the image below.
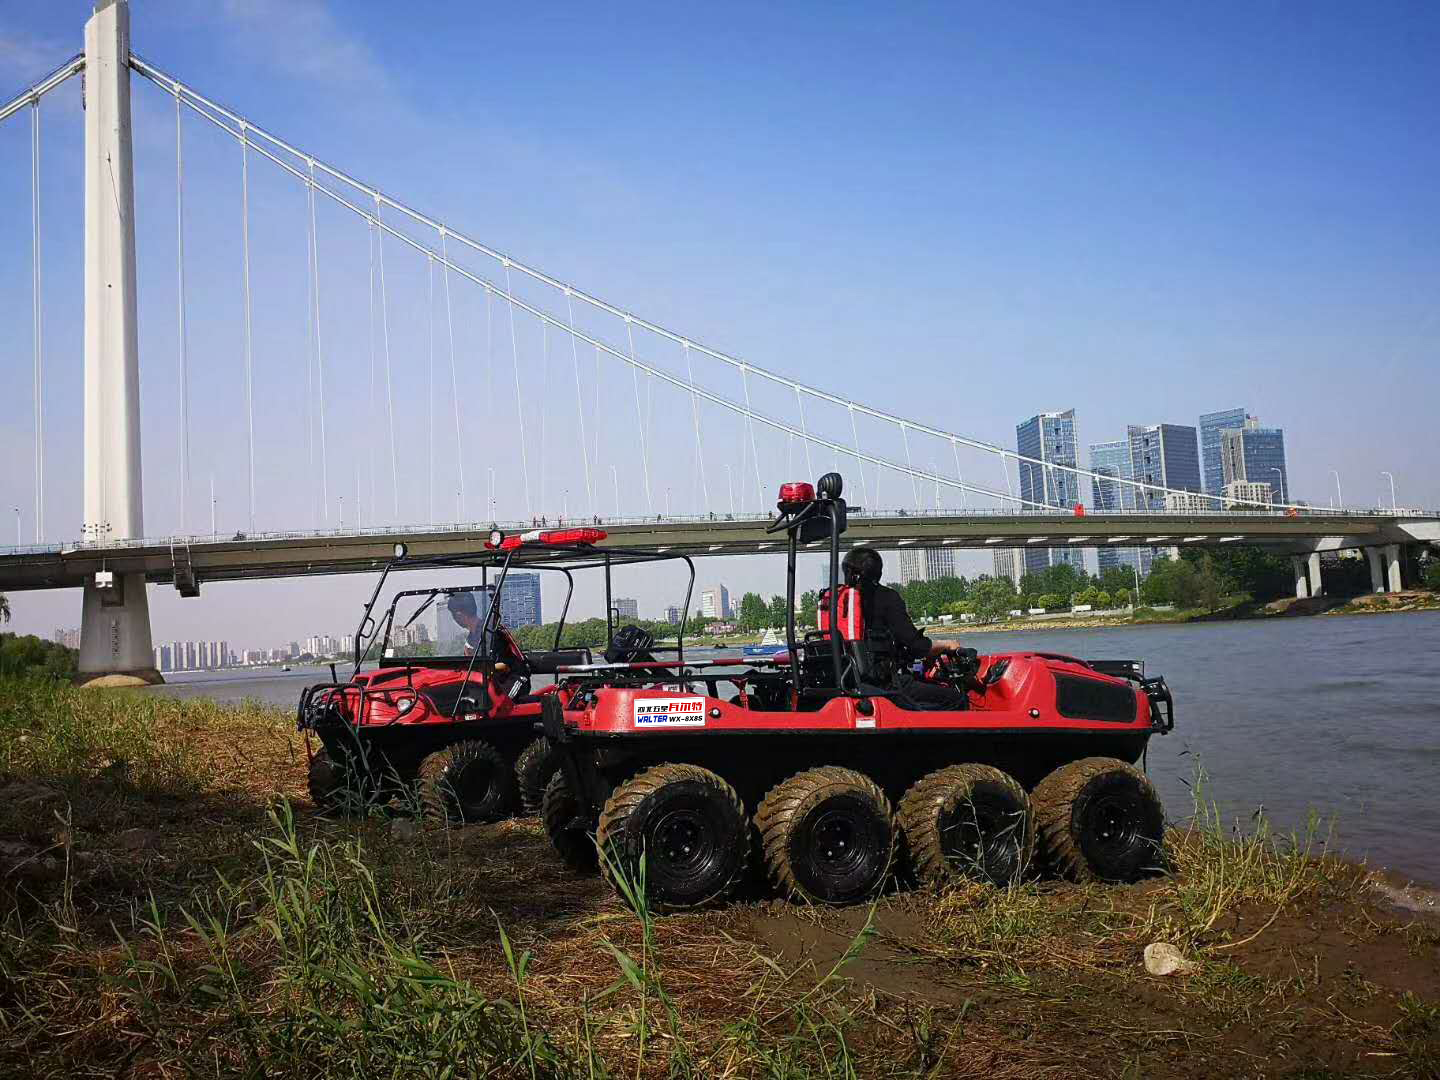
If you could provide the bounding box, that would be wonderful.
[1330,470,1343,509]
[1381,471,1397,511]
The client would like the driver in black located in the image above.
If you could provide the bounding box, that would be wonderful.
[445,591,486,655]
[840,546,970,710]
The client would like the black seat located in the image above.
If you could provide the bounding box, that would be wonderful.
[799,630,899,694]
[524,648,593,675]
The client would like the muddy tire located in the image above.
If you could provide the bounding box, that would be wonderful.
[542,770,599,872]
[418,740,518,825]
[1032,757,1165,883]
[899,764,1034,888]
[308,749,377,815]
[515,736,559,817]
[596,764,748,911]
[756,766,894,905]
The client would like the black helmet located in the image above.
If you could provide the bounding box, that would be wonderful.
[445,591,478,617]
[842,546,883,587]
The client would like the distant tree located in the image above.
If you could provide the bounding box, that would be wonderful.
[1093,589,1112,609]
[0,632,77,680]
[737,592,768,632]
[1179,545,1289,602]
[766,595,789,629]
[1193,554,1231,612]
[1425,559,1440,591]
[1038,593,1064,610]
[797,590,819,627]
[1142,557,1203,608]
[970,577,1016,623]
[1098,565,1139,604]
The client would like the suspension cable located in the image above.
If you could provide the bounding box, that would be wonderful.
[565,291,595,517]
[302,149,315,527]
[795,386,814,479]
[161,94,1050,508]
[240,125,256,532]
[367,221,377,521]
[539,319,549,514]
[951,437,968,509]
[847,404,870,510]
[374,199,400,519]
[683,341,709,512]
[307,159,330,523]
[900,422,920,510]
[739,364,763,511]
[30,99,44,543]
[503,264,533,519]
[135,54,1291,513]
[624,317,653,515]
[172,90,190,533]
[0,55,82,127]
[426,255,435,524]
[439,230,464,519]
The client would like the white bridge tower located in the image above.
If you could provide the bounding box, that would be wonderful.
[77,0,160,685]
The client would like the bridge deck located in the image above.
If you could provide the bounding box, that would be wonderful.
[1,512,1435,592]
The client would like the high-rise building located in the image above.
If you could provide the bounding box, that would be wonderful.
[699,585,730,620]
[54,628,81,650]
[896,547,956,584]
[1199,408,1249,498]
[665,606,681,625]
[495,573,543,627]
[1016,410,1085,575]
[1223,480,1274,508]
[1220,420,1289,504]
[992,548,1023,587]
[1127,423,1201,574]
[613,597,639,620]
[1127,424,1202,511]
[1088,440,1140,575]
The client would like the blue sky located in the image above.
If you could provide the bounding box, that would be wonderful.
[1,1,1438,646]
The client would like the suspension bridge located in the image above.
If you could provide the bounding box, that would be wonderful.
[2,1,1436,684]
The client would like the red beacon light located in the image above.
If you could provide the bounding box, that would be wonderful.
[777,481,815,511]
[486,527,608,550]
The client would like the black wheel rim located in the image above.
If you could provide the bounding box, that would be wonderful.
[650,806,717,880]
[809,809,866,876]
[1081,792,1145,870]
[937,794,1022,880]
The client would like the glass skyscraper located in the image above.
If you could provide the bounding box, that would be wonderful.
[1088,439,1139,574]
[1199,407,1248,499]
[1127,424,1202,512]
[1221,422,1289,503]
[1016,410,1085,576]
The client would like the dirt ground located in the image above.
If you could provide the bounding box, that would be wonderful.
[2,686,1438,1078]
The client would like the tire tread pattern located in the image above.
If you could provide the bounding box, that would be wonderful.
[898,763,1034,888]
[418,739,515,825]
[596,763,748,909]
[754,765,893,903]
[515,736,556,817]
[1031,756,1161,883]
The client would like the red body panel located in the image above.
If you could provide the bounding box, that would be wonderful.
[566,653,1150,737]
[316,664,559,728]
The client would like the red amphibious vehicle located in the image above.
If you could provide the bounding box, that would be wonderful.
[541,473,1175,910]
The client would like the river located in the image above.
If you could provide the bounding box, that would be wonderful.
[152,611,1440,883]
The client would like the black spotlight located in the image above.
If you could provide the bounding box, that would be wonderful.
[816,472,844,501]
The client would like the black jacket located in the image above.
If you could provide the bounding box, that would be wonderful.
[862,584,931,664]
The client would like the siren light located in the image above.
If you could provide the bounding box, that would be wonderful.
[777,482,814,511]
[485,527,609,550]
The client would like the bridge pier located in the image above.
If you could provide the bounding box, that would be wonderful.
[1365,547,1386,593]
[1291,556,1310,599]
[1384,543,1403,592]
[1307,552,1324,598]
[77,0,159,687]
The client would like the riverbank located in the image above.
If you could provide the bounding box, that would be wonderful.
[2,678,1436,1077]
[923,589,1440,634]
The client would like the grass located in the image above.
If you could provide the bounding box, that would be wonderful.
[1,675,1438,1078]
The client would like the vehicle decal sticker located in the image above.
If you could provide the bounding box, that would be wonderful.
[633,697,707,728]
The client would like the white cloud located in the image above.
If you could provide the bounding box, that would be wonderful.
[218,0,388,89]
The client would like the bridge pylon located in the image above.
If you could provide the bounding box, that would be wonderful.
[77,0,160,686]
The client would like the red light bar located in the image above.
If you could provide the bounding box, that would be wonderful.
[487,527,609,550]
[778,481,815,508]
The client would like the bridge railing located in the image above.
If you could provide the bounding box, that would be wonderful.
[0,505,1428,558]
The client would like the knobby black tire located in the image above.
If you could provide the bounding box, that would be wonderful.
[755,766,894,905]
[307,750,348,810]
[1032,757,1166,883]
[596,763,748,911]
[515,736,558,817]
[541,770,599,872]
[898,764,1035,888]
[418,739,518,826]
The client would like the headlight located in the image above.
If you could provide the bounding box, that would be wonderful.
[396,696,416,715]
